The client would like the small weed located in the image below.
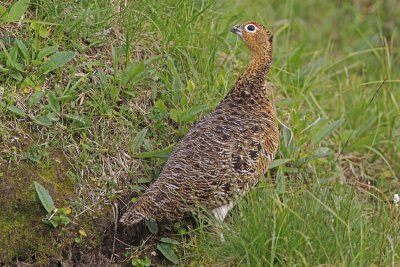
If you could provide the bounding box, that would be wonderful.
[157,238,179,265]
[0,0,30,23]
[144,219,158,234]
[34,181,71,228]
[74,229,87,244]
[22,144,49,163]
[131,257,151,267]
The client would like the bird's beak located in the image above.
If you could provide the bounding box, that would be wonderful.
[231,25,242,37]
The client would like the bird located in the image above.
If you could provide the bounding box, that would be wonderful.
[120,21,279,225]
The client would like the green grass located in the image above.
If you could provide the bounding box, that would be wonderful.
[193,183,400,266]
[0,0,399,266]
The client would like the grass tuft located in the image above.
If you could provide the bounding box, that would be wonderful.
[196,183,400,266]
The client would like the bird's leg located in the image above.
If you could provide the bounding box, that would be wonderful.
[211,202,235,222]
[211,202,235,241]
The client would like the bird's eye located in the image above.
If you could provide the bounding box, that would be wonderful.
[245,24,256,32]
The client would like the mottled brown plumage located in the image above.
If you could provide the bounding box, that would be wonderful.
[120,22,279,225]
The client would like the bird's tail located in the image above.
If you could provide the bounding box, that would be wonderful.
[120,204,146,225]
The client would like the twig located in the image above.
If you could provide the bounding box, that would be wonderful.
[111,202,119,261]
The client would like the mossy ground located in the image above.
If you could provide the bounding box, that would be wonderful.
[0,129,114,266]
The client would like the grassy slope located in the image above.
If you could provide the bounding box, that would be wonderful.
[0,0,399,266]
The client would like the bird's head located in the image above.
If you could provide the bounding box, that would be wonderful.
[231,21,273,62]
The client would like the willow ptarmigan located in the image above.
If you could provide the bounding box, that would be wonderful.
[120,22,279,225]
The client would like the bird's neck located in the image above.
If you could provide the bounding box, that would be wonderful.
[230,54,272,98]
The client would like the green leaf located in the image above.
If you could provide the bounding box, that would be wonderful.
[137,177,152,184]
[121,56,160,86]
[79,229,87,237]
[15,39,30,63]
[312,147,331,158]
[131,128,147,153]
[268,159,291,169]
[124,90,135,98]
[48,91,60,113]
[0,5,9,21]
[46,214,70,228]
[143,258,151,267]
[59,207,72,215]
[33,115,53,126]
[0,65,10,73]
[135,146,174,159]
[49,219,59,228]
[28,91,45,106]
[311,119,345,145]
[0,40,18,69]
[53,214,71,226]
[7,0,30,22]
[131,257,151,267]
[180,104,208,122]
[122,61,145,85]
[64,113,89,125]
[160,237,180,245]
[39,26,49,38]
[7,105,26,117]
[143,139,153,151]
[157,243,179,264]
[47,112,60,122]
[145,219,158,234]
[34,181,55,214]
[35,46,58,63]
[154,99,168,114]
[170,104,209,123]
[9,70,23,81]
[39,51,75,74]
[10,43,18,59]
